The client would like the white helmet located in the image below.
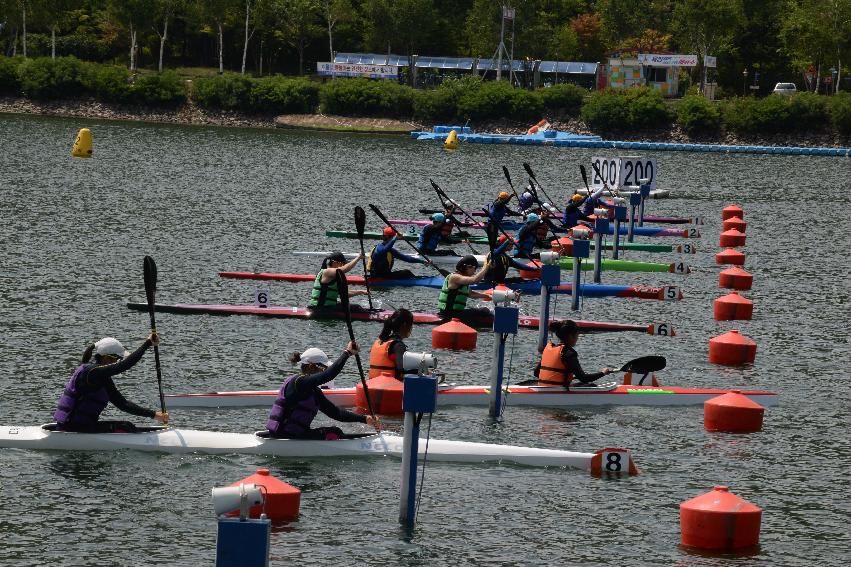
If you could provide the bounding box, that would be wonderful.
[299,347,329,367]
[94,337,129,359]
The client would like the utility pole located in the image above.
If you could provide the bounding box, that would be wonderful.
[493,4,515,83]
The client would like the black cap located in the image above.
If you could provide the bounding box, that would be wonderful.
[554,320,579,340]
[456,255,479,271]
[327,251,347,264]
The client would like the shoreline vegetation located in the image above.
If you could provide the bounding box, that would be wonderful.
[2,56,850,147]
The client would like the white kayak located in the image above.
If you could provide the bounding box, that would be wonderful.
[0,424,634,472]
[293,251,481,267]
[166,382,779,409]
[576,188,671,199]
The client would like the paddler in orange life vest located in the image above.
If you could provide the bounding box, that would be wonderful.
[535,320,613,387]
[309,251,370,312]
[485,234,539,285]
[369,308,413,380]
[437,255,492,324]
[368,227,428,280]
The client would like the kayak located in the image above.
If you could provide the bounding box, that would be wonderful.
[0,424,619,471]
[326,231,688,251]
[167,383,778,409]
[418,208,695,225]
[576,187,671,199]
[214,273,681,300]
[125,302,665,334]
[557,257,688,274]
[390,218,696,238]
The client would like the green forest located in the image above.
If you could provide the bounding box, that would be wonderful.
[0,0,849,95]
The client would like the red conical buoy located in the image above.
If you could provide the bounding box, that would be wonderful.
[719,228,747,248]
[680,486,762,551]
[704,391,765,432]
[355,371,404,415]
[715,248,745,266]
[709,330,757,365]
[714,292,753,321]
[518,259,543,280]
[432,318,477,350]
[722,204,744,220]
[228,468,301,522]
[719,266,753,290]
[722,216,747,233]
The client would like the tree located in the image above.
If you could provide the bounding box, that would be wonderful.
[782,0,851,93]
[570,13,605,62]
[192,0,240,74]
[108,0,154,71]
[320,0,352,60]
[278,0,321,75]
[17,0,26,57]
[32,0,83,59]
[672,0,745,91]
[153,0,185,73]
[239,0,273,74]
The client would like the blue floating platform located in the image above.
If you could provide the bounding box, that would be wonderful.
[413,126,851,157]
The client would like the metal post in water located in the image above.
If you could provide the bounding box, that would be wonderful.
[628,192,641,243]
[570,238,591,311]
[399,375,437,531]
[592,211,609,284]
[536,261,561,353]
[488,299,519,419]
[638,179,650,226]
[612,201,627,260]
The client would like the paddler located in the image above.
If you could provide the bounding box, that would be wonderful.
[369,308,413,380]
[563,193,592,228]
[309,251,370,312]
[486,191,517,225]
[513,213,549,259]
[368,227,427,279]
[535,320,612,388]
[518,188,535,214]
[437,255,492,324]
[263,342,381,440]
[416,212,457,256]
[580,187,606,217]
[52,334,168,432]
[485,234,539,284]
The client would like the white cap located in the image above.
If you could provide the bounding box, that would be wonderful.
[94,337,130,358]
[299,347,329,367]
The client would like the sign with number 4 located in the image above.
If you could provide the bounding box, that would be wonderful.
[254,289,270,308]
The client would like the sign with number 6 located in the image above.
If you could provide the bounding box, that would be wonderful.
[651,323,676,337]
[254,288,270,308]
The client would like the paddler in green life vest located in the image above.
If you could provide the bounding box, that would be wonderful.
[309,251,370,312]
[368,227,427,280]
[485,234,540,285]
[437,255,492,324]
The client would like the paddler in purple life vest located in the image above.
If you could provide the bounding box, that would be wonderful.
[368,227,427,280]
[580,187,606,217]
[52,334,168,433]
[309,251,370,312]
[518,187,536,214]
[263,342,381,440]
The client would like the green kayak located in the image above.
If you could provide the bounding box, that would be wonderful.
[559,256,684,273]
[326,230,678,254]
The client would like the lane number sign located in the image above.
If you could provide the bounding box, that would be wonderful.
[254,288,270,308]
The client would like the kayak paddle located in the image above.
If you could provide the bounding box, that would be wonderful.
[429,179,480,255]
[143,256,168,426]
[501,165,521,202]
[335,269,377,420]
[368,204,450,277]
[354,206,374,310]
[523,162,556,206]
[610,355,666,375]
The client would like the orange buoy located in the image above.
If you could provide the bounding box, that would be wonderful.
[551,237,573,255]
[719,266,753,290]
[432,318,477,350]
[722,204,744,220]
[722,216,747,233]
[715,248,745,266]
[355,371,404,415]
[719,228,746,248]
[518,259,543,280]
[227,468,301,522]
[714,292,753,321]
[704,391,765,432]
[709,330,756,365]
[680,486,762,551]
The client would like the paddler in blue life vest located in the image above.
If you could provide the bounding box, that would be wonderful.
[52,334,168,432]
[485,234,539,284]
[486,191,516,225]
[263,342,381,440]
[368,227,427,280]
[437,255,492,324]
[369,308,413,380]
[417,212,457,256]
[535,320,612,388]
[563,193,592,228]
[309,251,370,312]
[513,213,550,259]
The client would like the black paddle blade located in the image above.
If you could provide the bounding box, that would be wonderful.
[486,221,499,250]
[619,355,666,374]
[335,269,350,309]
[354,206,366,235]
[580,165,590,191]
[143,256,157,304]
[523,162,536,181]
[501,165,513,187]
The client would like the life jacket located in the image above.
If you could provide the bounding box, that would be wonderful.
[486,252,511,283]
[53,363,110,427]
[417,224,442,252]
[488,201,507,224]
[265,375,319,435]
[369,338,402,379]
[438,277,470,312]
[563,206,580,228]
[367,244,394,275]
[308,269,339,307]
[440,220,454,237]
[537,343,573,386]
[535,222,549,241]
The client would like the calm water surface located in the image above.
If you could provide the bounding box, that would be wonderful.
[1,114,849,566]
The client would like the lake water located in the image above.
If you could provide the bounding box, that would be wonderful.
[1,113,849,566]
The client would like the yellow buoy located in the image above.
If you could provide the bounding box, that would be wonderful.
[443,129,459,150]
[71,128,93,158]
